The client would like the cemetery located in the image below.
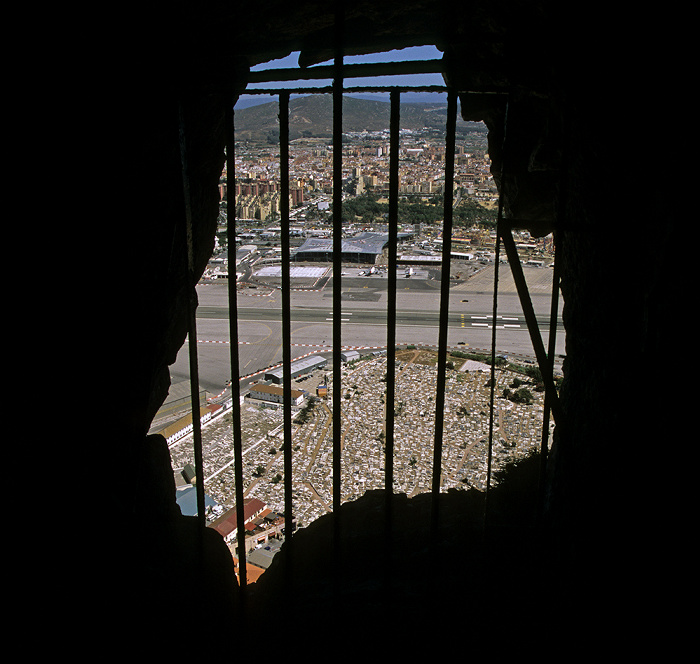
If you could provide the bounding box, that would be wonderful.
[168,349,552,536]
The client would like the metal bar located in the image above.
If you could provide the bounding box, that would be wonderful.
[385,91,399,493]
[278,92,295,593]
[244,85,443,97]
[430,88,457,538]
[225,101,248,603]
[500,226,562,423]
[242,85,507,96]
[247,58,444,84]
[384,91,400,565]
[485,227,501,527]
[484,97,510,529]
[331,5,344,590]
[177,100,206,532]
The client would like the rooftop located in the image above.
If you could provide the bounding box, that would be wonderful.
[250,383,305,399]
[294,232,389,256]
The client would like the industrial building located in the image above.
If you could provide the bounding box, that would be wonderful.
[248,383,306,406]
[293,232,387,263]
[151,402,223,446]
[208,497,270,549]
[292,231,414,263]
[264,355,328,384]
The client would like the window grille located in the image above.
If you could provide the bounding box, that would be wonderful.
[178,41,563,621]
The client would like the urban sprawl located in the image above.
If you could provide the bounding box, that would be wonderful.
[156,124,557,578]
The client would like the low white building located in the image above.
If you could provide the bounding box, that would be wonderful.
[248,383,305,406]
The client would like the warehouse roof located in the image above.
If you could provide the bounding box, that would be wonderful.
[176,485,218,517]
[265,355,327,379]
[294,232,399,256]
[250,383,304,398]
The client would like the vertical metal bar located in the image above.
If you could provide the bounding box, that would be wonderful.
[385,92,399,496]
[384,90,400,582]
[225,100,248,609]
[178,100,206,532]
[485,97,509,530]
[278,92,295,593]
[485,226,501,527]
[430,89,457,539]
[331,4,344,590]
[500,228,561,422]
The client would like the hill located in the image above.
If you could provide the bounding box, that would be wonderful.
[233,94,487,143]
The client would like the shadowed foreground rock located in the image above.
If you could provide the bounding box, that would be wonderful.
[247,456,578,648]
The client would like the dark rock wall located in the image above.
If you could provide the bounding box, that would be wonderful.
[86,0,683,652]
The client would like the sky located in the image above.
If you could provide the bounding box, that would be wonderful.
[236,45,446,108]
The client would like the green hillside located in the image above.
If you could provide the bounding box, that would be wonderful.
[233,94,487,142]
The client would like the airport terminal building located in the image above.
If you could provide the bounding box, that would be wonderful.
[292,231,414,264]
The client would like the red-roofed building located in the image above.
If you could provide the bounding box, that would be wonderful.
[208,498,285,556]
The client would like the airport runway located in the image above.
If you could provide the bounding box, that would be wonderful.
[170,265,565,395]
[197,302,562,329]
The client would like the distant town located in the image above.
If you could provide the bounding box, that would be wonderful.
[221,101,497,243]
[153,109,558,580]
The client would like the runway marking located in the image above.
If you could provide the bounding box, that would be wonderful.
[192,340,253,344]
[469,314,522,329]
[327,311,351,322]
[470,314,520,320]
[192,339,348,345]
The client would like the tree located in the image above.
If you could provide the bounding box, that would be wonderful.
[504,386,533,404]
[524,366,542,383]
[513,388,534,404]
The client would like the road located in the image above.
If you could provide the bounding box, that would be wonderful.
[170,264,565,396]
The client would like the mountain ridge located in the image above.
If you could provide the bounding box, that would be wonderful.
[234,94,486,142]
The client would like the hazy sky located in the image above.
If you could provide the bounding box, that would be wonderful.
[237,45,446,107]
